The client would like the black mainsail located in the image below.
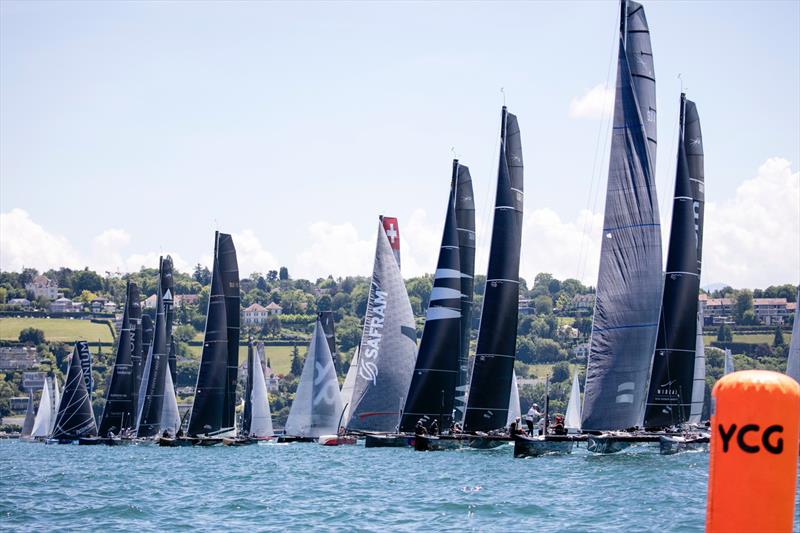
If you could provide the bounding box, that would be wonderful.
[98,281,138,435]
[581,0,662,432]
[644,94,704,428]
[454,160,476,423]
[463,106,524,433]
[52,343,98,440]
[346,218,417,432]
[135,261,170,438]
[400,170,462,432]
[160,256,177,388]
[242,340,255,435]
[188,232,239,438]
[136,313,153,400]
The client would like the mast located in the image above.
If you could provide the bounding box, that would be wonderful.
[346,218,417,432]
[52,345,98,440]
[581,0,662,432]
[285,320,343,438]
[453,161,476,424]
[135,258,171,438]
[400,170,462,432]
[99,281,138,436]
[463,106,524,433]
[644,94,705,428]
[787,287,800,382]
[188,232,238,438]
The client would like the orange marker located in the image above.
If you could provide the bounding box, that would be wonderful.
[706,370,800,532]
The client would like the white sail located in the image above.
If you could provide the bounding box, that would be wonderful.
[688,311,706,424]
[159,368,181,436]
[724,348,735,375]
[31,378,52,438]
[787,288,800,383]
[339,346,359,427]
[250,345,274,437]
[134,341,154,432]
[506,370,521,425]
[51,376,61,434]
[565,370,582,431]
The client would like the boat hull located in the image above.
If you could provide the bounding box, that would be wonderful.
[277,435,317,443]
[513,436,573,458]
[586,435,633,454]
[659,435,709,455]
[318,435,357,446]
[364,434,413,448]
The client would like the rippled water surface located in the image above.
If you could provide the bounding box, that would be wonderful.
[0,439,796,531]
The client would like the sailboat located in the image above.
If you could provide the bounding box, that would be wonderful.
[137,257,173,441]
[565,371,582,432]
[514,375,574,457]
[19,390,35,440]
[582,0,663,454]
[176,232,240,446]
[224,342,275,446]
[31,378,53,441]
[506,370,521,426]
[461,105,523,446]
[400,166,463,434]
[51,344,98,443]
[135,313,152,406]
[454,161,476,424]
[644,93,705,430]
[787,288,800,382]
[96,281,139,442]
[345,217,417,433]
[283,319,343,442]
[160,256,177,389]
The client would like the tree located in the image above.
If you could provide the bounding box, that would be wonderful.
[79,290,98,304]
[72,268,103,294]
[192,264,211,285]
[279,267,289,281]
[267,270,278,282]
[773,325,785,347]
[19,327,45,345]
[533,295,553,316]
[734,290,754,322]
[551,361,571,383]
[290,344,303,375]
[261,315,281,337]
[174,324,198,343]
[717,324,733,343]
[573,317,592,337]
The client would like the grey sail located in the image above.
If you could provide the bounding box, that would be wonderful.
[135,258,171,438]
[463,106,524,433]
[581,0,662,432]
[285,320,343,438]
[318,310,338,371]
[644,94,704,428]
[347,219,417,432]
[20,391,35,438]
[188,232,238,438]
[787,287,800,382]
[454,161,476,423]
[52,345,98,440]
[400,171,462,432]
[688,310,706,424]
[98,281,138,436]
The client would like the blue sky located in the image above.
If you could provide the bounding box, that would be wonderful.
[1,1,798,288]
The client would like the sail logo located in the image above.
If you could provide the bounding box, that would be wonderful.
[313,360,338,407]
[693,201,701,251]
[359,288,388,385]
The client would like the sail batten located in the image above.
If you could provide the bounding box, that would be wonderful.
[581,0,662,432]
[463,107,524,433]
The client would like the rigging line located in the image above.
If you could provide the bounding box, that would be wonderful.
[578,7,619,285]
[658,74,684,259]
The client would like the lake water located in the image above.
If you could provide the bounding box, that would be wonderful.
[1,439,797,531]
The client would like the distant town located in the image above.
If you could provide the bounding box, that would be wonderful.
[0,266,795,430]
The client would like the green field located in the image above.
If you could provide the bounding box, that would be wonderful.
[185,343,301,375]
[0,317,114,343]
[703,333,791,346]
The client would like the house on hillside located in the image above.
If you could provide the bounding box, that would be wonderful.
[90,297,108,314]
[8,298,32,308]
[244,302,281,325]
[753,297,791,325]
[0,346,38,371]
[50,297,79,313]
[175,294,199,307]
[25,275,59,300]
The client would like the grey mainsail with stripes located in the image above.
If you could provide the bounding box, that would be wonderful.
[464,106,524,432]
[400,171,462,431]
[346,218,417,432]
[644,94,704,428]
[454,161,475,423]
[52,344,98,440]
[581,0,662,431]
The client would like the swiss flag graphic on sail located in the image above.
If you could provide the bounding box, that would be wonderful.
[381,216,401,270]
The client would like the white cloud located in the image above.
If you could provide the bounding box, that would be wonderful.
[702,158,800,288]
[0,208,82,271]
[294,221,375,279]
[231,229,280,277]
[569,83,614,120]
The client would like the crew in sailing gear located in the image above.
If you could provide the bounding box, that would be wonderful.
[415,419,428,436]
[525,404,542,435]
[551,415,566,435]
[429,419,439,435]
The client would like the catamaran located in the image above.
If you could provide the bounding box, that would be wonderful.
[581,0,663,454]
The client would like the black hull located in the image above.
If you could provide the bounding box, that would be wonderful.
[364,434,413,448]
[277,436,317,443]
[222,437,259,447]
[513,435,574,458]
[414,434,510,451]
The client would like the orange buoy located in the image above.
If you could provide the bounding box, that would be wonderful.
[706,370,800,532]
